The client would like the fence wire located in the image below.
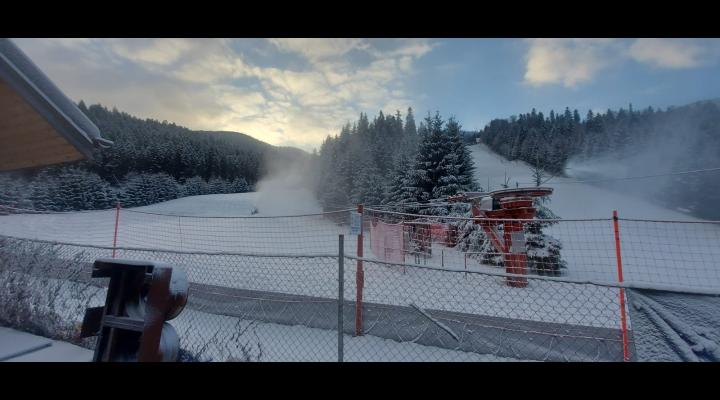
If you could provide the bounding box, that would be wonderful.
[343,255,631,361]
[1,204,719,361]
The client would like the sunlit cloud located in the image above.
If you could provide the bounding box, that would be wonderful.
[268,38,367,61]
[12,38,436,151]
[524,38,619,88]
[12,37,718,151]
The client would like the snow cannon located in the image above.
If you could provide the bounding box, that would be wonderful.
[449,187,553,288]
[80,258,188,362]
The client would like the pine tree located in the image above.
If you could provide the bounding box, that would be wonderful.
[208,177,228,194]
[384,156,412,204]
[351,164,385,206]
[404,112,447,202]
[183,176,209,196]
[29,170,61,211]
[402,113,478,205]
[229,177,249,193]
[402,107,418,157]
[0,174,31,209]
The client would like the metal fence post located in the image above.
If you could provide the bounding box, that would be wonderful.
[613,210,631,362]
[338,234,344,363]
[355,204,364,336]
[178,216,184,250]
[464,253,467,279]
[112,202,120,258]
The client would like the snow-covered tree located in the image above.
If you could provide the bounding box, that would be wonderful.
[119,172,181,207]
[403,113,478,204]
[228,177,250,193]
[54,168,109,210]
[183,176,209,196]
[29,170,62,211]
[208,177,228,194]
[0,174,31,210]
[384,155,412,204]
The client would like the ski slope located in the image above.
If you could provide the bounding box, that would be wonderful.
[470,143,720,291]
[0,188,333,250]
[470,143,705,221]
[0,185,627,329]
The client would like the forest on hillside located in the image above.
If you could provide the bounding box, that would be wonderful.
[0,103,308,211]
[476,100,720,219]
[316,109,478,211]
[317,109,563,275]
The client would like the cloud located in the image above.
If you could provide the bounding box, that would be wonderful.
[524,38,619,88]
[628,38,708,69]
[12,38,436,151]
[109,38,200,66]
[268,38,367,61]
[524,38,719,88]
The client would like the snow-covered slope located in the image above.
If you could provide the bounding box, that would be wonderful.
[470,144,704,221]
[126,189,322,218]
[0,187,331,252]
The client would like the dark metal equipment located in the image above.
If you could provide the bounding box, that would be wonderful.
[80,258,188,362]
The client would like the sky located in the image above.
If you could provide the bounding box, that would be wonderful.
[13,38,720,151]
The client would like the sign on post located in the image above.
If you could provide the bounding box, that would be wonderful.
[350,211,362,235]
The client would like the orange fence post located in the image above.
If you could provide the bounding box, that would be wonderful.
[355,204,364,336]
[613,210,631,362]
[112,203,120,258]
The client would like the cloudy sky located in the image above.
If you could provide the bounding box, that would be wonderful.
[13,38,720,151]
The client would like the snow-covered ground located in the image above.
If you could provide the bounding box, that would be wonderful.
[174,308,523,362]
[0,189,342,253]
[1,144,718,362]
[469,143,708,221]
[469,143,720,291]
[0,327,92,362]
[0,187,625,329]
[5,273,519,362]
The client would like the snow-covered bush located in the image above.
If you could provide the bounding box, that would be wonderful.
[0,238,103,348]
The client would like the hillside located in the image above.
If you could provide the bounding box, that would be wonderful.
[470,143,702,221]
[476,100,720,220]
[79,104,309,185]
[0,103,311,212]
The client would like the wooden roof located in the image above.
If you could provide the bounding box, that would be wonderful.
[0,38,112,172]
[0,79,85,170]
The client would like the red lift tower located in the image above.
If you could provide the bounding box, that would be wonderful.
[449,187,553,288]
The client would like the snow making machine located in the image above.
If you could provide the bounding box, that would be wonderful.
[448,187,553,288]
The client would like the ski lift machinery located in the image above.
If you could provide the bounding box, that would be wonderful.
[448,187,553,288]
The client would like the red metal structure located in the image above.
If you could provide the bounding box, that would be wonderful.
[449,187,553,288]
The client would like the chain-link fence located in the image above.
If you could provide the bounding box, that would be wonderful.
[1,205,719,361]
[0,237,342,361]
